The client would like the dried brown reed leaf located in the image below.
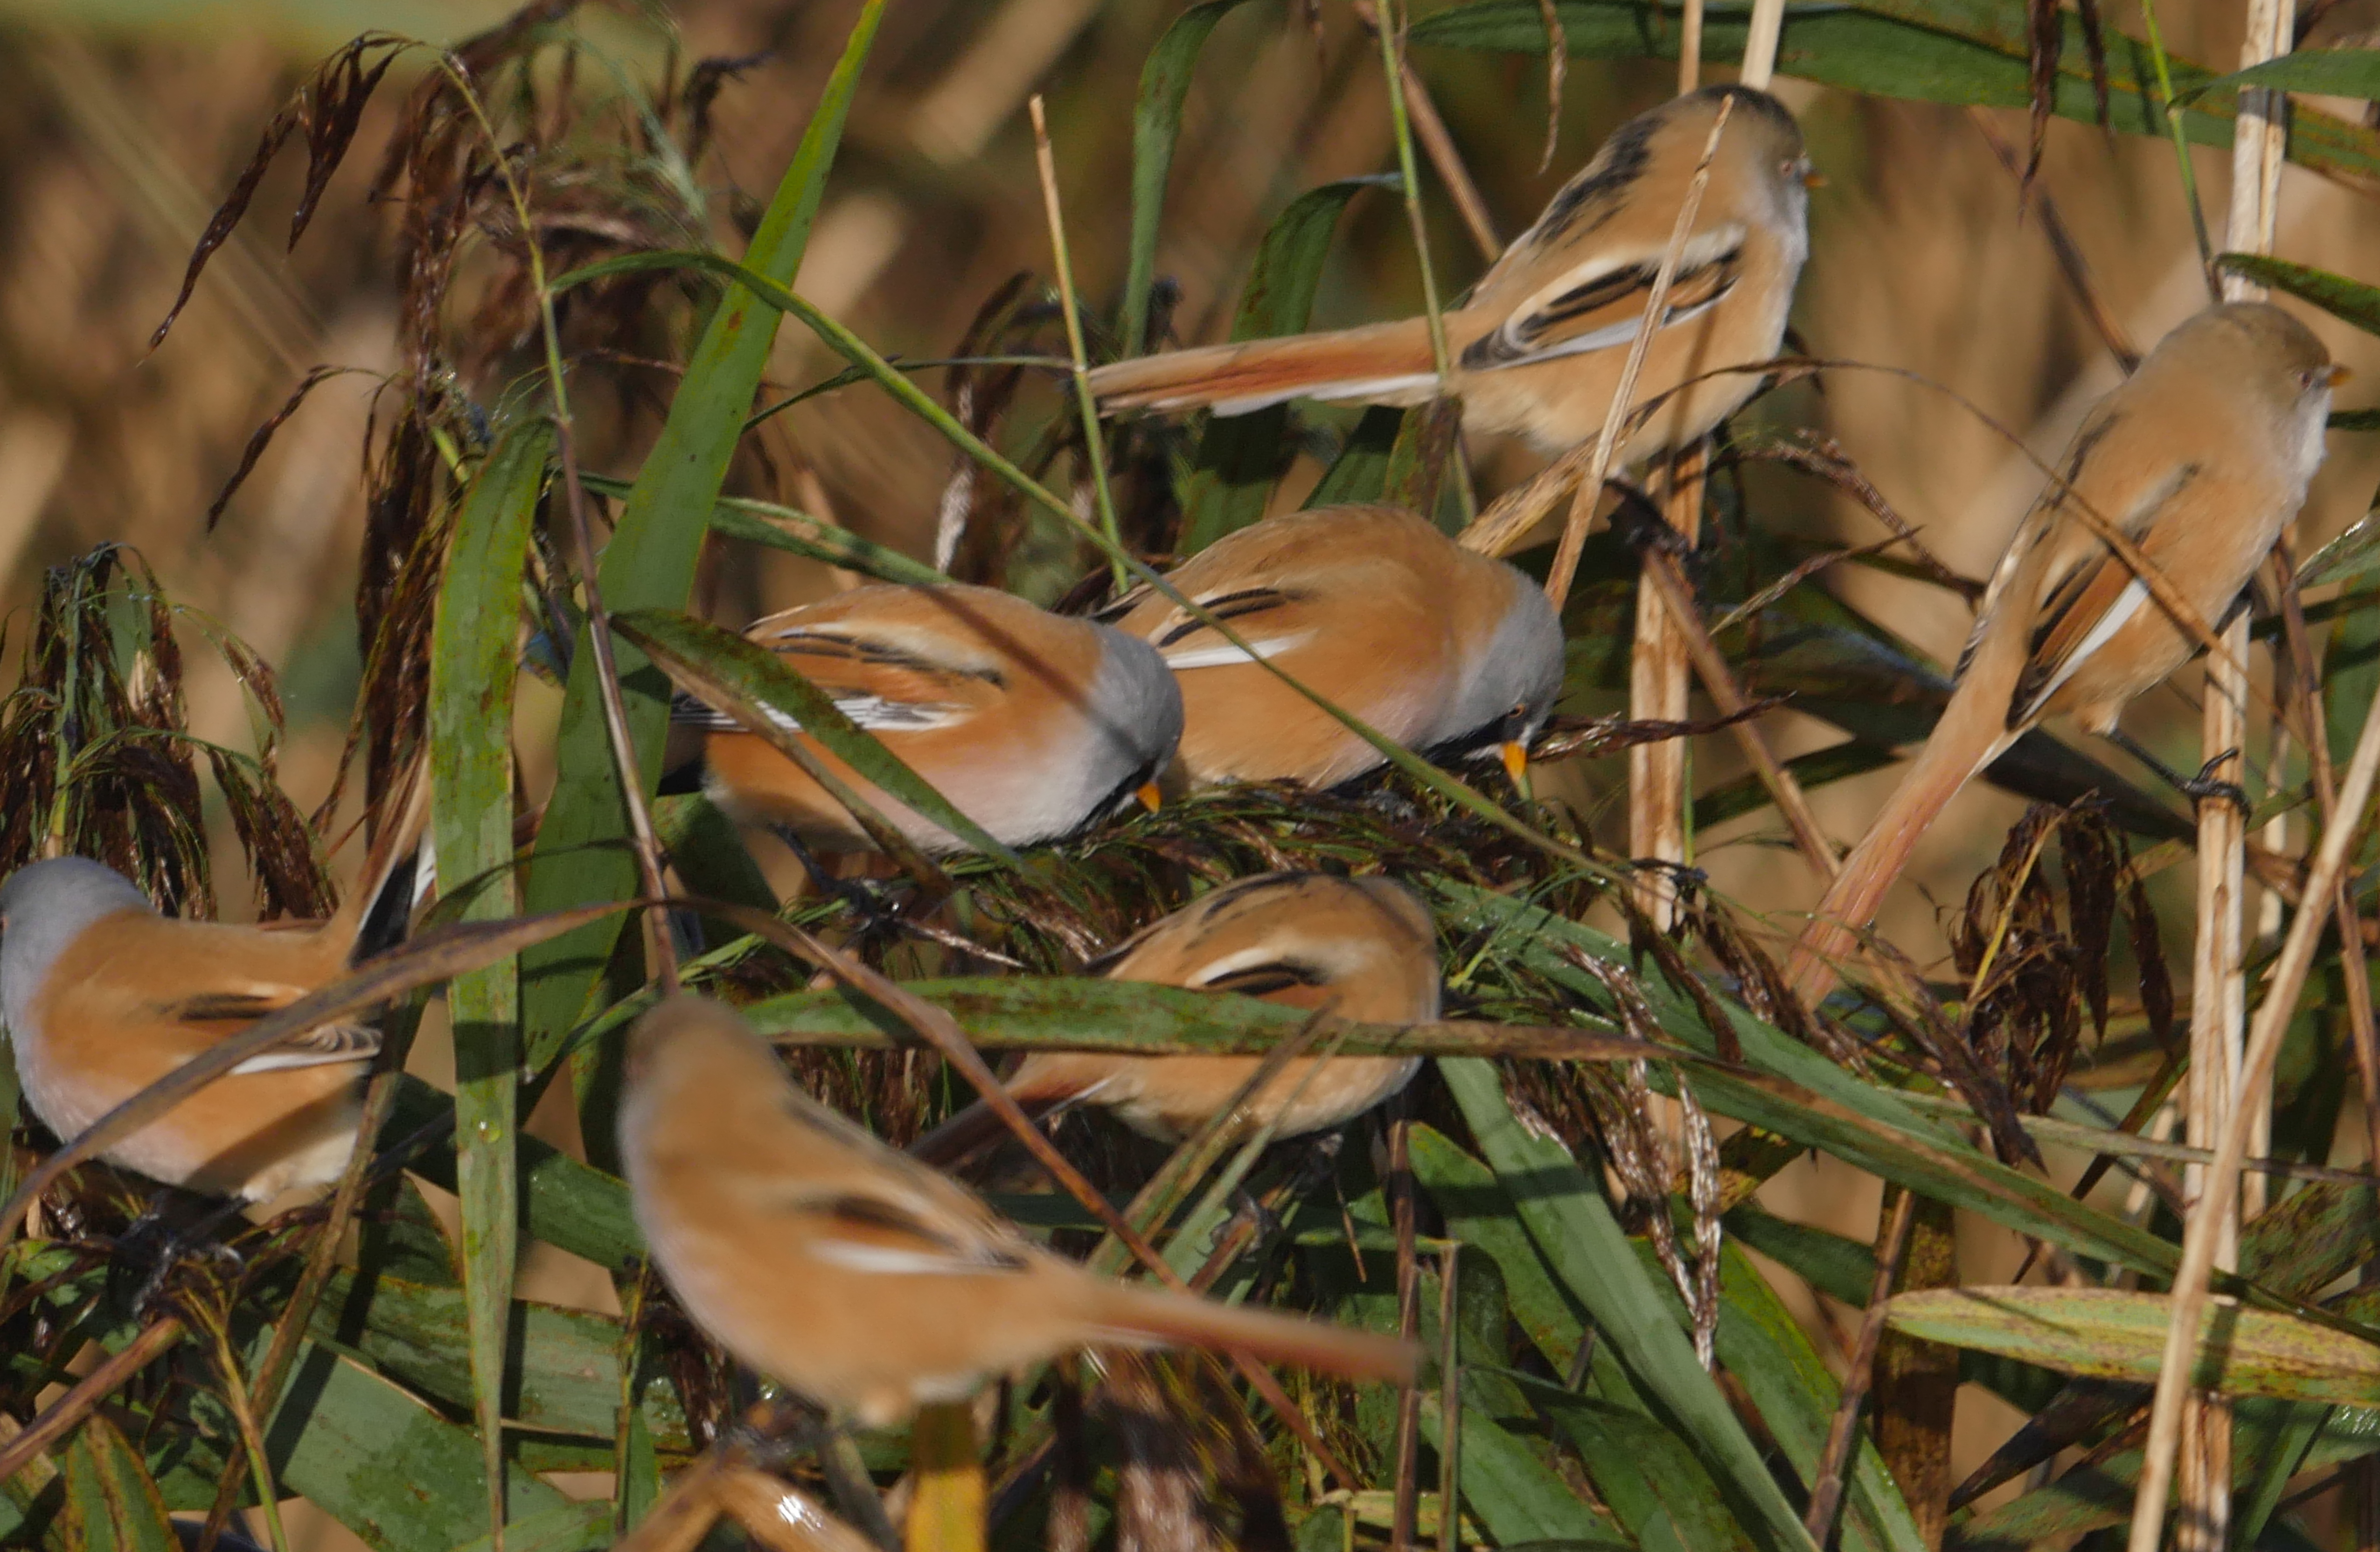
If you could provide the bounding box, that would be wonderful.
[1950,801,2129,1118]
[1847,934,2041,1167]
[674,52,772,169]
[1675,883,1867,1071]
[207,366,383,540]
[2126,851,2178,1052]
[2018,0,2110,186]
[147,33,406,354]
[2024,0,2061,186]
[1528,702,1788,766]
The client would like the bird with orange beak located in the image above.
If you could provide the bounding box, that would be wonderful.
[617,994,1416,1429]
[665,582,1183,858]
[1101,505,1565,792]
[912,870,1440,1167]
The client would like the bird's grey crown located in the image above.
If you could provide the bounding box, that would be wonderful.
[1443,579,1566,749]
[1088,626,1187,769]
[0,857,152,1041]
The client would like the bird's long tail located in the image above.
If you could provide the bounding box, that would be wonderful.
[1089,1281,1418,1385]
[906,1057,1102,1170]
[1784,711,2015,1008]
[1089,318,1442,418]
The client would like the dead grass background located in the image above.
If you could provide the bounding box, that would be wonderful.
[4,0,2379,1541]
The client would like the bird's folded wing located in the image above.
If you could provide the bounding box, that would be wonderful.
[784,1185,1033,1277]
[1466,227,1746,372]
[1194,959,1330,997]
[2011,465,2199,720]
[160,988,383,1072]
[1141,587,1318,670]
[668,633,976,733]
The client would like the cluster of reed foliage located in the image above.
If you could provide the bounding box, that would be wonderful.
[4,1,2380,1550]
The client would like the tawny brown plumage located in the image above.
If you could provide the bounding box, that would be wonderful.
[1090,86,1811,459]
[0,802,425,1202]
[1101,505,1563,790]
[1786,303,2341,1004]
[668,583,1183,857]
[618,995,1415,1427]
[912,872,1438,1167]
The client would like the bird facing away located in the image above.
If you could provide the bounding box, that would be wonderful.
[0,820,425,1203]
[1089,85,1812,461]
[665,583,1183,857]
[618,995,1416,1427]
[911,871,1440,1168]
[1785,302,2343,1004]
[1101,504,1565,790]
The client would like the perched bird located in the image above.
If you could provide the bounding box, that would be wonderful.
[1101,505,1565,789]
[1089,85,1813,461]
[0,804,426,1203]
[1786,302,2344,1003]
[619,995,1415,1427]
[912,872,1439,1166]
[664,583,1183,857]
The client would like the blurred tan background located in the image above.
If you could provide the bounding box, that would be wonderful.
[6,0,2379,1541]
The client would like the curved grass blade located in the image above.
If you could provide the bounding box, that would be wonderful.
[1180,174,1399,553]
[516,0,885,1077]
[60,1412,176,1552]
[1496,1373,1757,1552]
[259,1338,575,1548]
[1437,1057,1809,1552]
[1424,1392,1632,1548]
[739,974,1661,1059]
[1120,0,1258,357]
[1410,1126,1749,1551]
[1306,406,1407,508]
[577,471,948,588]
[1409,0,2380,180]
[2302,513,2380,589]
[1440,1056,1821,1552]
[2215,251,2380,336]
[1704,1240,1927,1552]
[1886,1288,2380,1405]
[2181,48,2380,101]
[708,498,948,588]
[312,1270,690,1449]
[612,606,1015,870]
[384,1073,642,1275]
[429,418,552,1544]
[0,901,636,1238]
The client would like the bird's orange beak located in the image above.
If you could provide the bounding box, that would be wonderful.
[1802,170,1827,189]
[2329,364,2355,387]
[1500,740,1530,787]
[1135,781,1164,813]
